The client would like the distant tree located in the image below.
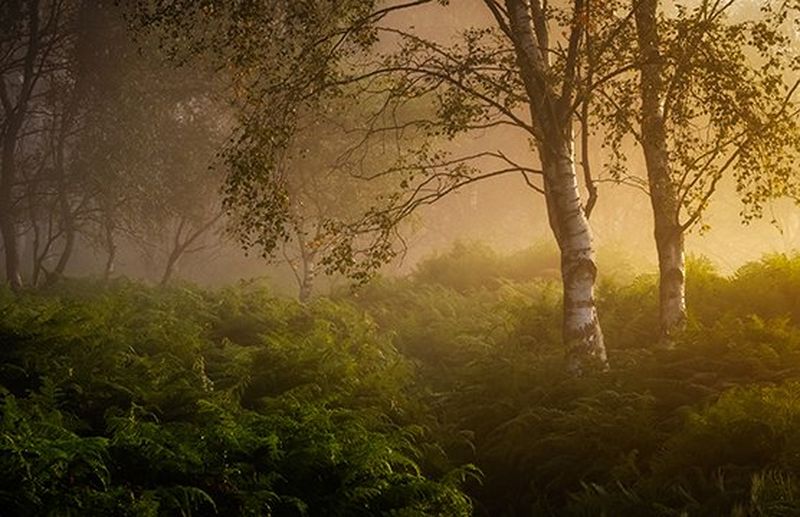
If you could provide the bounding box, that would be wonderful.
[226,93,424,302]
[79,72,227,286]
[26,1,105,285]
[0,0,77,289]
[262,109,377,302]
[62,4,231,285]
[137,96,228,287]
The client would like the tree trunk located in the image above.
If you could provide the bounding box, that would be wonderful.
[30,225,42,286]
[655,226,685,338]
[102,222,116,281]
[160,251,179,286]
[504,0,607,370]
[635,0,687,341]
[0,141,21,290]
[0,0,42,291]
[298,275,313,303]
[157,215,220,286]
[298,256,316,303]
[50,227,75,284]
[51,104,78,283]
[103,247,116,281]
[541,140,607,372]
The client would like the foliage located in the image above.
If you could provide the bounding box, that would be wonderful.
[6,250,800,515]
[411,241,647,293]
[597,0,800,230]
[0,280,472,516]
[353,249,800,516]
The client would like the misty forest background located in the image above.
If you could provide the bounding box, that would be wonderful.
[2,0,800,515]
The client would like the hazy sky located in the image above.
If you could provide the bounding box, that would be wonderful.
[63,0,800,288]
[379,0,800,274]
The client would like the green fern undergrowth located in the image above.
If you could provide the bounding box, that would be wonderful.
[3,250,800,516]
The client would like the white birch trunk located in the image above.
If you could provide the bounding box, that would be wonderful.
[655,228,685,339]
[541,140,607,371]
[635,0,687,341]
[298,258,315,303]
[505,0,608,370]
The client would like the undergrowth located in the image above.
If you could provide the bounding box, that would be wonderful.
[4,249,800,516]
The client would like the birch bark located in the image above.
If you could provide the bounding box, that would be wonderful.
[505,0,607,369]
[634,0,687,340]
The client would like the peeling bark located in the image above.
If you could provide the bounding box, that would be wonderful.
[634,0,687,341]
[655,228,685,339]
[542,141,607,371]
[505,0,608,370]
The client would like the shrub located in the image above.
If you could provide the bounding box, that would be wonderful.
[0,283,472,516]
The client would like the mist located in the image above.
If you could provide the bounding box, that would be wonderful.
[2,0,800,515]
[0,0,793,291]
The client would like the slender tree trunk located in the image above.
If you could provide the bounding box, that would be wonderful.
[51,171,77,283]
[504,0,607,370]
[0,96,24,290]
[25,188,42,285]
[298,255,316,303]
[51,127,77,282]
[541,139,607,371]
[102,222,116,281]
[0,141,21,290]
[160,250,179,286]
[158,214,221,286]
[50,226,75,282]
[103,247,116,281]
[32,234,47,287]
[0,1,42,291]
[31,223,42,286]
[635,0,687,341]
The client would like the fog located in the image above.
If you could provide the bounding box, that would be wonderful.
[5,2,800,515]
[1,0,797,295]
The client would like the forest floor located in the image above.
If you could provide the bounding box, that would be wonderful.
[2,249,800,516]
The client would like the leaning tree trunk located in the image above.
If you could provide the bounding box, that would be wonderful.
[50,226,75,284]
[505,0,607,370]
[160,249,180,286]
[541,140,607,371]
[635,0,687,341]
[159,214,221,287]
[51,198,76,285]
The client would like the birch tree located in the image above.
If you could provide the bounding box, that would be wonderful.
[134,0,661,370]
[254,98,419,303]
[262,109,386,303]
[597,0,800,340]
[79,72,228,286]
